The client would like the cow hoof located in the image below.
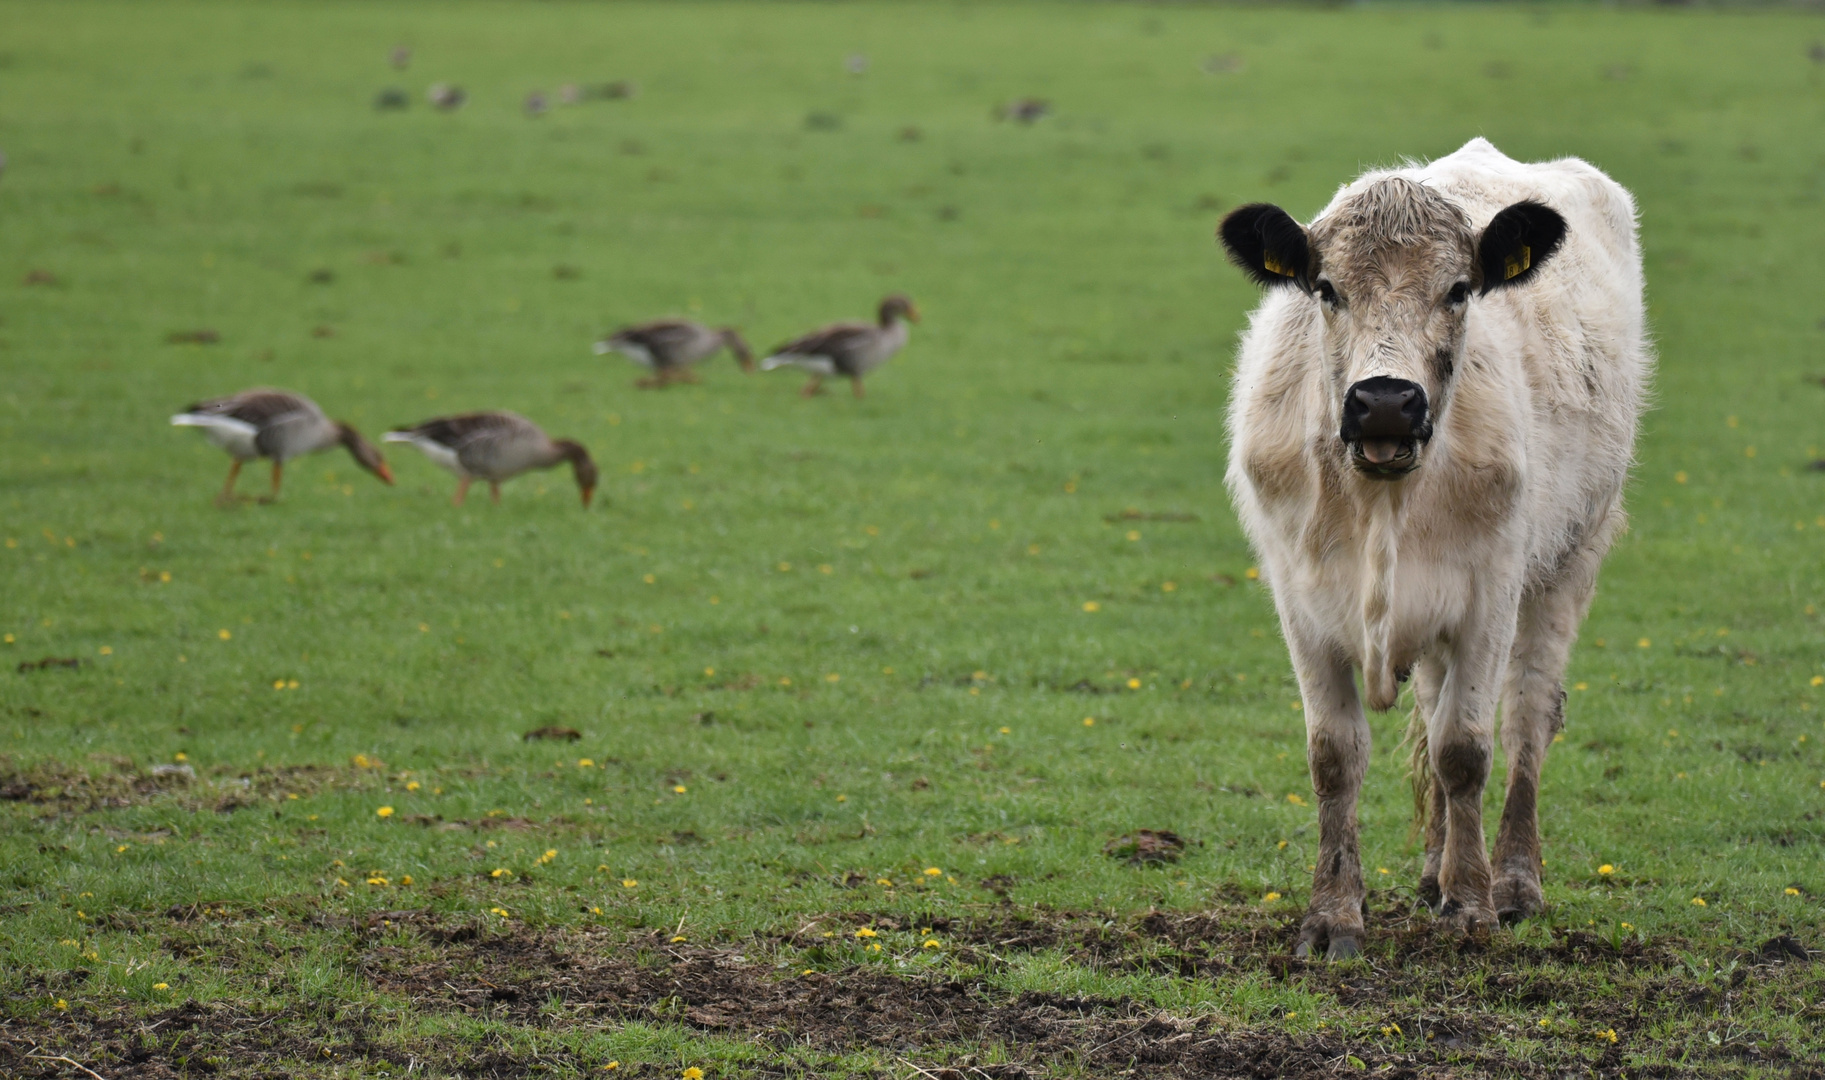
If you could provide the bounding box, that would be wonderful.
[1437,902,1495,939]
[1493,875,1544,925]
[1416,875,1442,913]
[1296,913,1366,961]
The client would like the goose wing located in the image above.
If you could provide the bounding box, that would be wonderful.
[390,412,547,479]
[762,322,876,376]
[181,388,321,428]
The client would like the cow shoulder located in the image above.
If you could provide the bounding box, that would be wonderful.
[1231,293,1324,506]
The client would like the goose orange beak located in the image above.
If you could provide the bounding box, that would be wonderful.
[377,463,395,485]
[580,484,595,509]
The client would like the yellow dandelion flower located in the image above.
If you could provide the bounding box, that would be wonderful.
[406,781,420,791]
[1598,864,1613,875]
[778,677,791,686]
[826,673,840,682]
[777,562,791,572]
[1082,601,1100,612]
[491,868,510,878]
[376,806,394,818]
[1637,638,1650,649]
[1127,677,1141,690]
[1621,922,1632,930]
[855,927,878,938]
[1277,839,1289,850]
[154,982,169,990]
[490,907,510,918]
[1690,897,1706,907]
[539,849,557,864]
[174,752,188,762]
[1126,530,1141,541]
[876,878,893,887]
[1286,793,1307,807]
[418,622,429,633]
[604,1064,619,1072]
[400,875,412,886]
[622,879,638,888]
[1083,717,1095,727]
[99,645,112,656]
[578,758,593,768]
[923,867,942,877]
[1812,676,1823,687]
[53,999,67,1011]
[683,1069,704,1080]
[1245,566,1259,580]
[1785,887,1801,896]
[336,878,350,887]
[367,876,388,886]
[218,629,231,640]
[673,785,687,794]
[923,939,941,949]
[1263,892,1281,903]
[999,726,1011,734]
[836,794,847,802]
[1377,867,1391,875]
[670,935,687,943]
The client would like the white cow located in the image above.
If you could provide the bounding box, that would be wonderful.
[1218,138,1649,958]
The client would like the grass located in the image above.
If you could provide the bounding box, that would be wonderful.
[2,0,1824,1075]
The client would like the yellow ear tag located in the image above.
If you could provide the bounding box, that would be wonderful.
[1263,253,1293,278]
[1503,244,1532,281]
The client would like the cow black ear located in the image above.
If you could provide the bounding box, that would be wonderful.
[1477,201,1566,295]
[1219,203,1310,289]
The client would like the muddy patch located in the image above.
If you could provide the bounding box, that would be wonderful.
[0,756,348,813]
[5,905,1820,1078]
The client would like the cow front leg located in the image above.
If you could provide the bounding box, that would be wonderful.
[1285,625,1369,960]
[1428,604,1518,936]
[1492,543,1602,923]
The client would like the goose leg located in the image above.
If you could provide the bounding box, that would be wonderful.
[258,461,283,504]
[452,476,471,507]
[851,378,865,400]
[489,481,502,504]
[216,460,244,506]
[800,376,823,398]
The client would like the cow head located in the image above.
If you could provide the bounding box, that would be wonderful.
[1219,178,1566,480]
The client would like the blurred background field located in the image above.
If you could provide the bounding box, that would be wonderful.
[2,1,1823,1075]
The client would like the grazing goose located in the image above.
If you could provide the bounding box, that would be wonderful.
[170,389,392,505]
[594,320,755,388]
[385,411,597,508]
[760,295,919,399]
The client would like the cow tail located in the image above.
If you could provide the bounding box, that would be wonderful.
[1401,700,1430,840]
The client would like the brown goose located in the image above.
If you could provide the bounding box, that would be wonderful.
[760,295,919,399]
[385,411,597,508]
[170,388,392,505]
[594,320,755,388]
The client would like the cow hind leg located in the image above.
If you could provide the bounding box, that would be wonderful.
[1408,655,1447,911]
[1491,547,1602,924]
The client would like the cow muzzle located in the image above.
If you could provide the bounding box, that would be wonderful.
[1340,377,1432,479]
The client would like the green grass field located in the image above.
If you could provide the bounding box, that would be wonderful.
[3,1,1824,1075]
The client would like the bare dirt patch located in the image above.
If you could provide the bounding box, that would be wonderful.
[0,756,348,813]
[4,905,1820,1078]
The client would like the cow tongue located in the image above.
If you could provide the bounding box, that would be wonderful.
[1361,439,1403,465]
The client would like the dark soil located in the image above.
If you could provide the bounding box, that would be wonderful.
[3,905,1819,1079]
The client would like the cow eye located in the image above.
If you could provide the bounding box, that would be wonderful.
[1445,281,1469,306]
[1316,280,1340,307]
